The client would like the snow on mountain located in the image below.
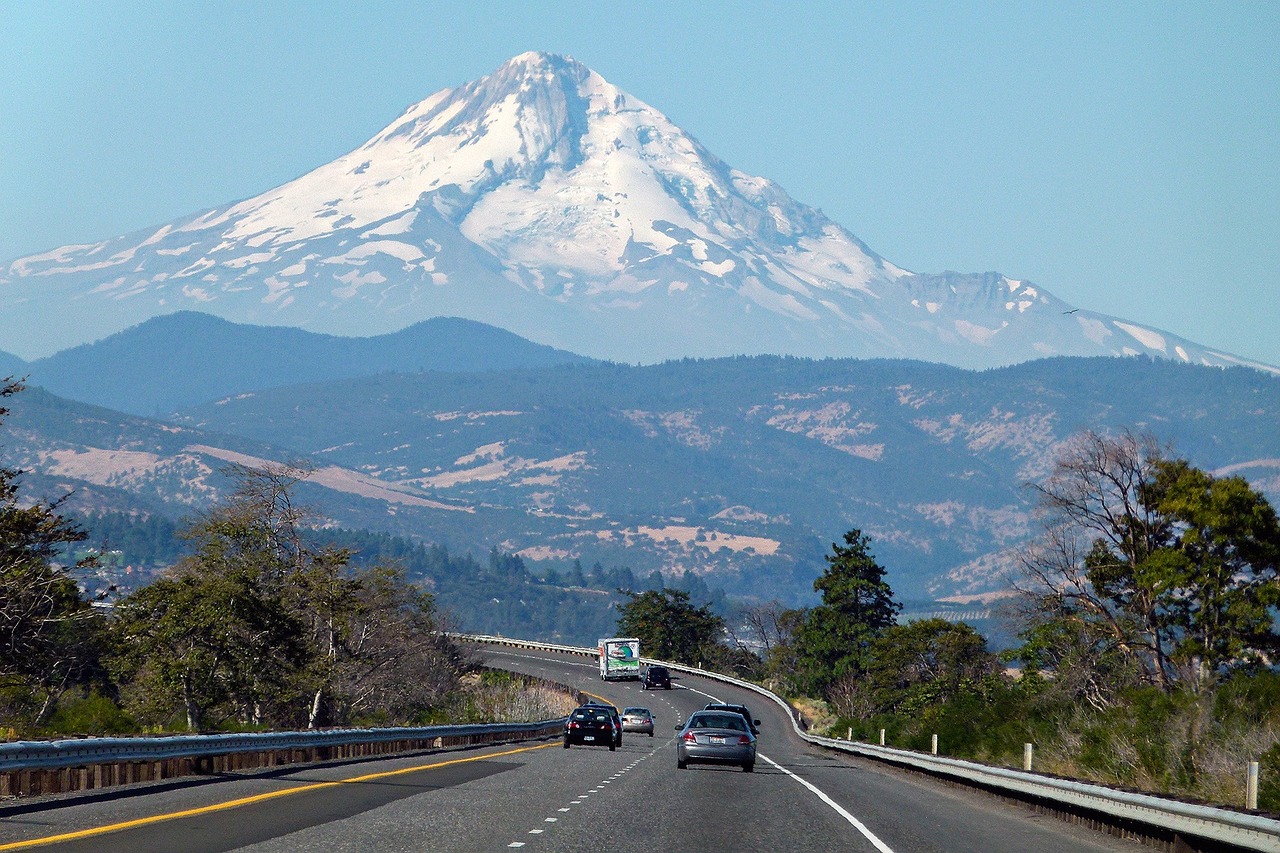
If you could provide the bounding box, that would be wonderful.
[1,51,1273,374]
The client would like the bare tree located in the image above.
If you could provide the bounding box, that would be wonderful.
[1018,430,1175,693]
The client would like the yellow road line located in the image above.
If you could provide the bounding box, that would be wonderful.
[0,742,558,850]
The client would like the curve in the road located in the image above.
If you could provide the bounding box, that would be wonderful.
[0,646,1140,853]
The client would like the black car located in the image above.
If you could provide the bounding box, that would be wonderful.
[641,665,671,690]
[580,702,624,746]
[704,702,760,735]
[564,705,619,750]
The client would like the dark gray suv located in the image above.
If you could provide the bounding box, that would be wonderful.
[641,665,671,689]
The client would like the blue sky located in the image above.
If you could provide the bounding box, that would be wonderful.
[3,1,1277,365]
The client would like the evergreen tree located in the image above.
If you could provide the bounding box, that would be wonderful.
[794,529,900,696]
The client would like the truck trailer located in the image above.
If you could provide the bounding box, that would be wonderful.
[598,637,641,681]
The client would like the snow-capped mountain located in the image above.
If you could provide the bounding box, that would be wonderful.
[2,51,1272,372]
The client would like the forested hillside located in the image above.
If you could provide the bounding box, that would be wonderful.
[4,355,1278,607]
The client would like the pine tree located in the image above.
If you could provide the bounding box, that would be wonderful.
[794,529,900,696]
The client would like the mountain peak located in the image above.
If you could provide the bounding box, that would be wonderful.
[498,50,587,77]
[1,54,1273,376]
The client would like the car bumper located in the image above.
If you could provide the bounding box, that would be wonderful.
[564,732,613,745]
[677,742,756,765]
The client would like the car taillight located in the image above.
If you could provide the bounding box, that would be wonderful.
[738,735,752,745]
[568,721,578,729]
[682,731,697,743]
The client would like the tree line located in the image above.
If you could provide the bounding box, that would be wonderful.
[614,429,1280,808]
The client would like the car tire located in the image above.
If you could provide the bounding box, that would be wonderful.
[609,742,616,751]
[648,731,654,737]
[563,740,570,749]
[743,761,754,773]
[677,758,687,769]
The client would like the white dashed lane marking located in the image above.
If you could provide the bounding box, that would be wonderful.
[507,741,661,847]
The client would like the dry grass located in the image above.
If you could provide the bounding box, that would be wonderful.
[452,673,579,723]
[790,695,838,733]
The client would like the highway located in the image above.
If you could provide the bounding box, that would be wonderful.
[0,646,1141,852]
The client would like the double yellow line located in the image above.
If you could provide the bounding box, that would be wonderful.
[0,742,557,850]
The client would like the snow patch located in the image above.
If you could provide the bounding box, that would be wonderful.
[1114,321,1167,352]
[954,320,1001,346]
[333,270,388,299]
[361,211,418,237]
[1077,315,1110,345]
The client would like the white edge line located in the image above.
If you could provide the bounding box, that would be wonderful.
[685,684,895,852]
[760,755,896,853]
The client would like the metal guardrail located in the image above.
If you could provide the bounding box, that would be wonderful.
[0,721,563,773]
[464,633,1280,852]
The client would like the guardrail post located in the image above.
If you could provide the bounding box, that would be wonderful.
[847,727,852,740]
[1248,761,1260,810]
[1024,743,1033,771]
[879,728,885,746]
[931,734,938,755]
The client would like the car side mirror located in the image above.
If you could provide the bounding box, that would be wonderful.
[674,724,682,730]
[754,720,761,726]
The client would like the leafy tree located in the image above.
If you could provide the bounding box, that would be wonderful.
[833,619,999,718]
[111,565,307,730]
[110,462,467,730]
[316,565,467,725]
[616,588,724,664]
[1020,430,1280,699]
[1154,460,1280,688]
[0,378,105,727]
[794,529,900,695]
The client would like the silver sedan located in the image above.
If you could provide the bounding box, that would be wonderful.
[622,706,655,736]
[675,711,757,772]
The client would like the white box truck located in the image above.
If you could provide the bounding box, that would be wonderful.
[598,637,641,681]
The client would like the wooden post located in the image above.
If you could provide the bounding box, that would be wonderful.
[879,728,885,746]
[1248,761,1260,810]
[931,734,938,755]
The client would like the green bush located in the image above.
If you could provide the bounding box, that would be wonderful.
[42,690,136,736]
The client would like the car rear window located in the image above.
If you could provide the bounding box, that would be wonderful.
[693,714,746,731]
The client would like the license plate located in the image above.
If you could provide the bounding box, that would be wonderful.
[710,736,725,744]
[583,736,595,741]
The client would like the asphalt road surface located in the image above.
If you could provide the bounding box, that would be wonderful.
[0,646,1144,852]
